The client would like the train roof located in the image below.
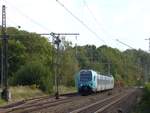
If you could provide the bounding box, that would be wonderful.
[79,69,114,78]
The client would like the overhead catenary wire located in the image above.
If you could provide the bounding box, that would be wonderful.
[4,1,80,44]
[56,0,106,44]
[6,17,19,27]
[5,1,51,32]
[83,0,102,29]
[83,1,126,49]
[82,0,115,40]
[5,0,105,44]
[116,39,135,49]
[83,0,132,49]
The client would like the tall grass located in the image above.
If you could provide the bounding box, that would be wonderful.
[0,85,46,106]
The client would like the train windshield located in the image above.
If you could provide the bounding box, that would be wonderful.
[80,70,92,82]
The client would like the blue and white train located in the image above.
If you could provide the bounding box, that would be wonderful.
[75,69,114,95]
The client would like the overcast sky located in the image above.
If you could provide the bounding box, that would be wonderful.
[0,0,150,51]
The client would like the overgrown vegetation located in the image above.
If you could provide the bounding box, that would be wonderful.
[133,83,150,113]
[0,27,150,95]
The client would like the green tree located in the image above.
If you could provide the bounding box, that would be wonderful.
[59,40,79,86]
[13,61,53,93]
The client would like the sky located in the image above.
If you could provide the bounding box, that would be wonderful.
[0,0,150,51]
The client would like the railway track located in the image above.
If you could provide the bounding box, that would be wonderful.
[0,88,134,113]
[0,93,78,113]
[0,89,116,113]
[31,88,122,113]
[0,95,50,109]
[70,89,136,113]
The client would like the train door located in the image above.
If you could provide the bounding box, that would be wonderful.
[93,74,97,92]
[102,76,104,90]
[96,74,99,91]
[100,75,102,91]
[98,75,100,91]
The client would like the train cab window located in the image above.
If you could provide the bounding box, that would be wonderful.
[80,70,92,82]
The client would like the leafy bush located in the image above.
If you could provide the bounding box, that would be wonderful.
[137,83,150,113]
[142,83,150,103]
[12,62,53,93]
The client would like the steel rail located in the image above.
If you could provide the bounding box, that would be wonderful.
[0,93,77,113]
[70,89,135,113]
[94,90,135,113]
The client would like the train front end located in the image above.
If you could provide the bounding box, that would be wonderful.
[75,70,96,95]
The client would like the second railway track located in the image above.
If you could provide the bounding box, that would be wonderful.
[70,89,136,113]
